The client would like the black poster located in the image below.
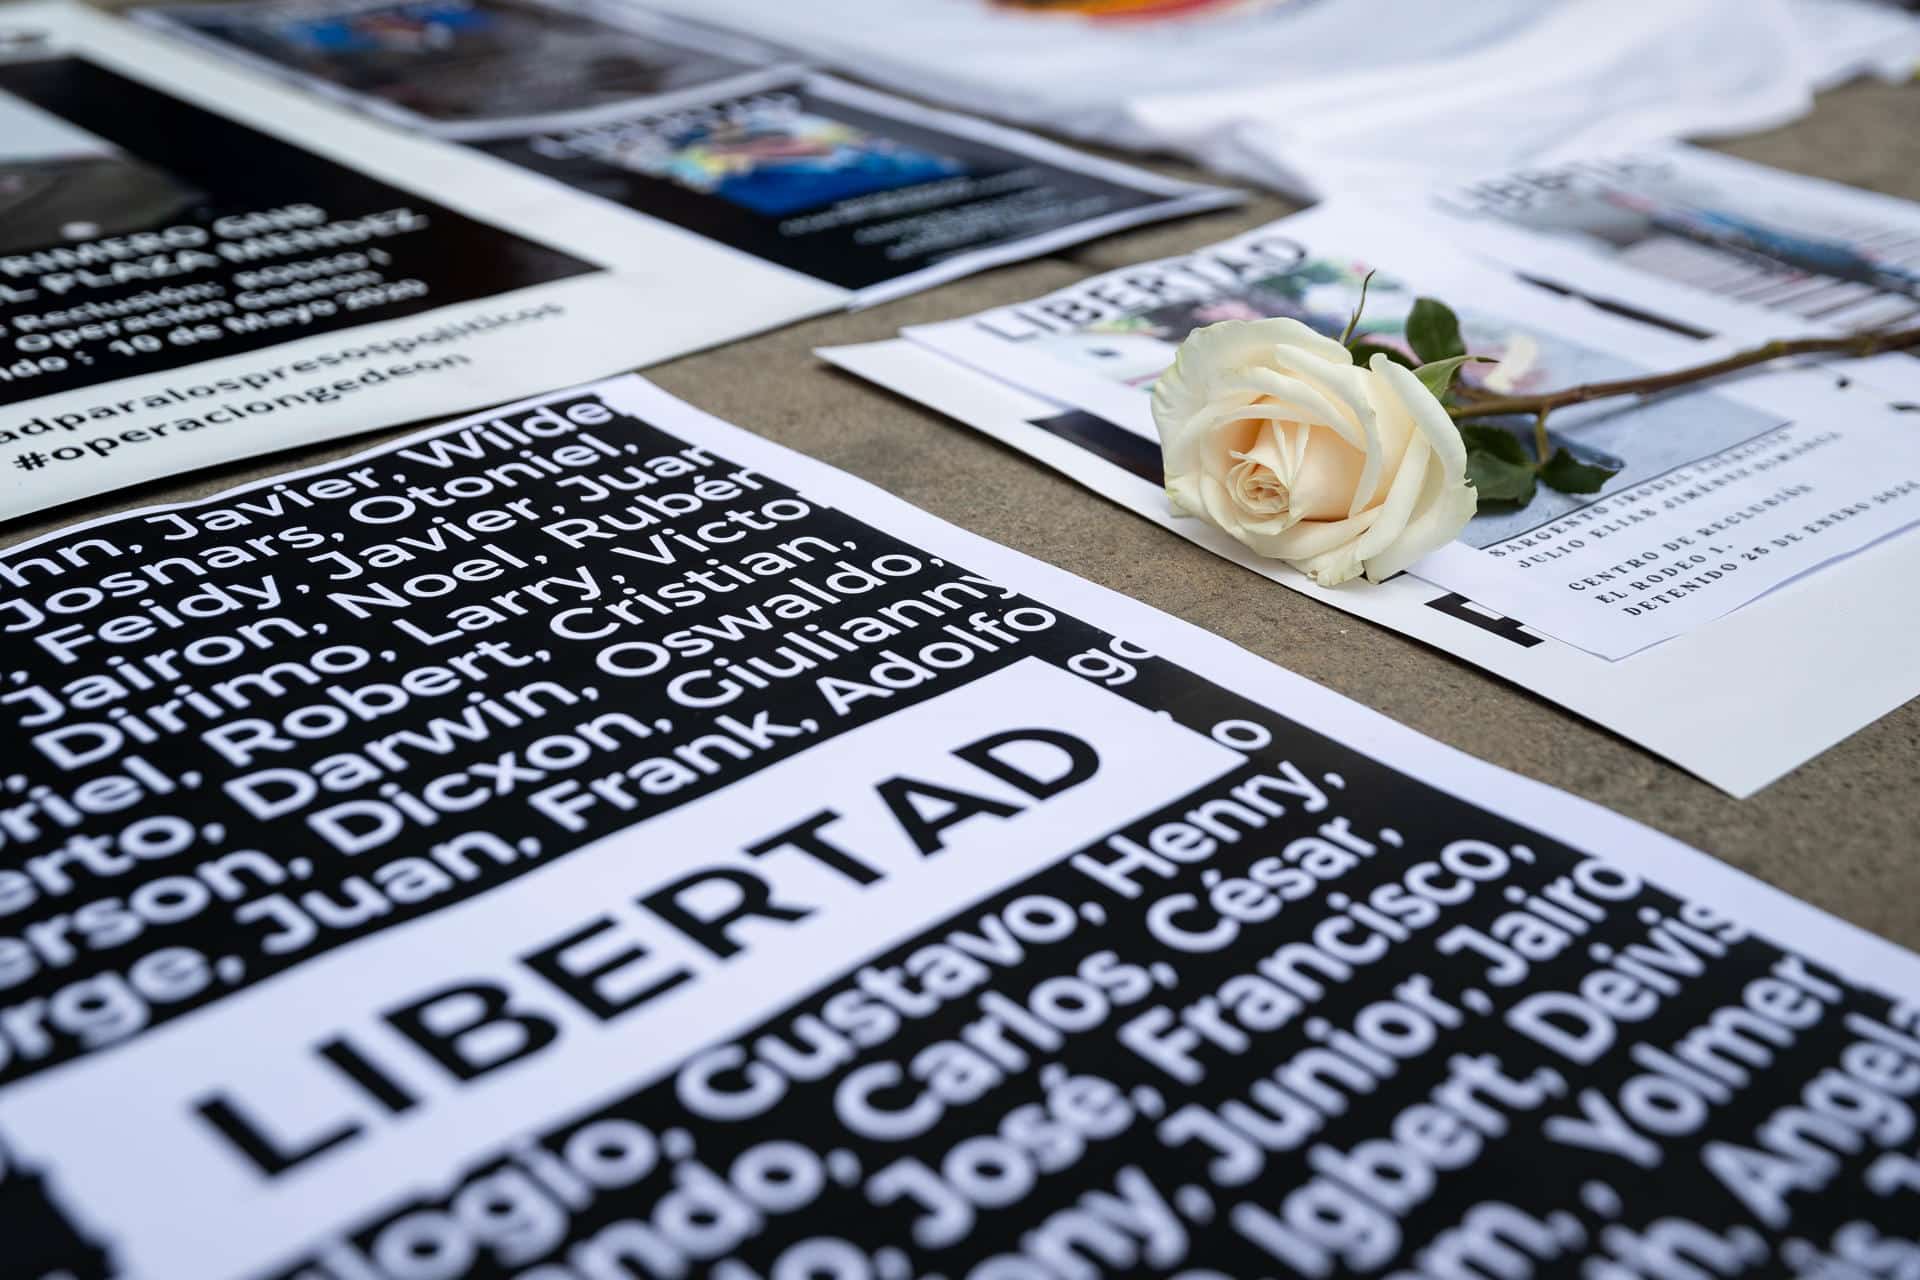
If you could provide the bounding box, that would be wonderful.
[0,57,594,402]
[2,378,1917,1277]
[473,82,1173,291]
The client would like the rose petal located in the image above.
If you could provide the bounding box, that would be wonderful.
[1151,318,1351,447]
[1237,421,1290,473]
[1231,366,1371,455]
[1165,470,1205,517]
[1284,423,1367,520]
[1160,389,1255,478]
[1348,430,1432,565]
[1376,356,1467,483]
[1354,352,1420,513]
[1251,507,1381,559]
[1292,542,1366,587]
[1239,316,1356,368]
[1362,467,1479,583]
[1283,355,1386,514]
[1246,350,1382,461]
[1195,468,1248,540]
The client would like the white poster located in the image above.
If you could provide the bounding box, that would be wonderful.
[1,3,1232,522]
[900,204,1920,660]
[3,374,1918,1278]
[1423,142,1920,402]
[821,338,1920,799]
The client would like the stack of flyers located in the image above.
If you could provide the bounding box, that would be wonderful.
[0,1,1237,521]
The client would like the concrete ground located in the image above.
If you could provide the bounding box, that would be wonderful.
[6,73,1918,947]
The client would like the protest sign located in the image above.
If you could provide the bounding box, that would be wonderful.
[5,374,1917,1277]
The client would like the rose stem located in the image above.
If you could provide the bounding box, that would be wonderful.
[1447,322,1920,426]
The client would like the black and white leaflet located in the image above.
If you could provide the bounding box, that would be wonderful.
[0,2,845,522]
[132,0,1244,312]
[134,0,783,132]
[0,3,1236,520]
[458,73,1242,306]
[2,375,1917,1279]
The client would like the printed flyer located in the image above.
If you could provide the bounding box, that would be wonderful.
[136,0,783,132]
[458,72,1241,304]
[1424,143,1920,401]
[139,0,1240,304]
[1439,145,1920,336]
[0,2,845,523]
[3,5,1230,521]
[0,53,591,399]
[899,205,1920,659]
[3,374,1918,1279]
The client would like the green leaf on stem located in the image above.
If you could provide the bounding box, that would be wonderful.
[1466,450,1537,505]
[1406,297,1466,363]
[1458,423,1529,464]
[1459,424,1535,505]
[1413,353,1492,401]
[1349,342,1416,370]
[1538,448,1621,495]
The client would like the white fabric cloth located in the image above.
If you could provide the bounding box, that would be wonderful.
[1173,0,1813,197]
[1789,0,1920,88]
[623,0,1888,199]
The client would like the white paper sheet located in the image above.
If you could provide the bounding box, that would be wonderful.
[0,2,1233,522]
[900,204,1920,660]
[1134,0,1816,200]
[1410,374,1920,659]
[1422,142,1920,403]
[821,338,1920,798]
[3,373,1918,1277]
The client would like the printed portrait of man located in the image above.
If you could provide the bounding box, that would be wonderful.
[0,85,203,254]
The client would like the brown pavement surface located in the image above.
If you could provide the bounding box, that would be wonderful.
[5,70,1918,947]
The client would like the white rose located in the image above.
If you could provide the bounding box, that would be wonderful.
[1151,317,1478,586]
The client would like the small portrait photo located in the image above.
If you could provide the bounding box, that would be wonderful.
[0,87,204,254]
